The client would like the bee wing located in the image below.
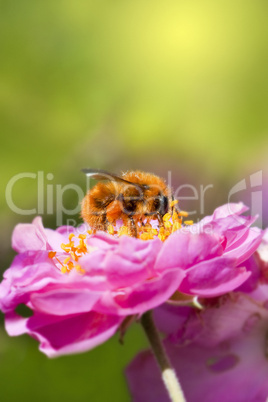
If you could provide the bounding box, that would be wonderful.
[81,169,144,191]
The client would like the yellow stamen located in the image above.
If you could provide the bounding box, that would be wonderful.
[75,264,86,274]
[58,233,92,274]
[170,199,178,207]
[184,220,193,225]
[48,251,56,259]
[68,261,74,270]
[179,211,189,217]
[139,233,151,240]
[163,213,172,222]
[70,251,79,261]
[172,211,179,221]
[108,224,114,235]
[164,220,172,229]
[118,226,129,236]
[78,234,87,239]
[61,243,70,252]
[172,221,181,233]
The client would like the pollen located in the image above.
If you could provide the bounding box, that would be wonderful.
[164,220,172,229]
[151,205,191,240]
[163,213,172,222]
[108,224,114,235]
[138,223,158,240]
[75,265,86,274]
[172,221,181,233]
[139,232,153,240]
[172,211,179,220]
[118,226,129,237]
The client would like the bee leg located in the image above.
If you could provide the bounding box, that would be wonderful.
[94,212,108,232]
[169,194,175,215]
[138,216,145,227]
[127,216,138,237]
[157,215,164,228]
[101,213,108,231]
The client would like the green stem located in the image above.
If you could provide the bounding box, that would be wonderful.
[140,310,186,402]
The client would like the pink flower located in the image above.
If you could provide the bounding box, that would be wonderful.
[0,203,262,357]
[126,286,268,402]
[0,217,184,357]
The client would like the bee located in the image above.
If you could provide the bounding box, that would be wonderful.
[81,169,174,237]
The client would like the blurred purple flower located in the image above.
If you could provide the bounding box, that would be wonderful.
[256,229,268,281]
[126,286,268,402]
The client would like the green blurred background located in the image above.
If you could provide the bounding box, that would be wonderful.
[1,0,268,400]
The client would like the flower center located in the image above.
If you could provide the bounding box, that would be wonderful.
[109,200,193,241]
[48,200,192,274]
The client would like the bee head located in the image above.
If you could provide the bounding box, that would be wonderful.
[152,194,169,216]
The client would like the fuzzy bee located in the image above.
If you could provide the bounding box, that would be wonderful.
[81,169,174,237]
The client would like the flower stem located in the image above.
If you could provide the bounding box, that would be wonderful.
[140,310,186,402]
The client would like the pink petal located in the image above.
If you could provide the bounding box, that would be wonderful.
[12,218,48,252]
[96,269,185,315]
[179,257,251,296]
[26,311,122,357]
[81,236,162,288]
[155,232,223,271]
[5,311,29,336]
[224,227,262,265]
[30,288,101,315]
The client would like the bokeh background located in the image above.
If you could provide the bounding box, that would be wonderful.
[1,1,268,400]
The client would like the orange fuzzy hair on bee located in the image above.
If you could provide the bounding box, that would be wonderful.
[81,170,173,237]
